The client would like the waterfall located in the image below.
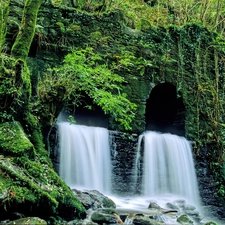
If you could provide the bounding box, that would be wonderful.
[58,122,111,194]
[136,131,201,207]
[57,122,202,211]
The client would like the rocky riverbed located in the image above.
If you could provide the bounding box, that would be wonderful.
[65,189,223,225]
[0,189,223,225]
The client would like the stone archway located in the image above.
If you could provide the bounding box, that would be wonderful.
[73,94,109,128]
[145,82,185,135]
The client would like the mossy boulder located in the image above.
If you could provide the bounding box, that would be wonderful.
[91,211,118,224]
[0,121,86,222]
[177,214,193,224]
[0,121,35,158]
[6,217,47,225]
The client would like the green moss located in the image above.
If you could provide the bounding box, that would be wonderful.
[11,0,43,61]
[0,0,10,52]
[0,119,85,221]
[0,154,86,220]
[0,121,35,158]
[23,113,49,161]
[177,214,193,224]
[102,197,116,208]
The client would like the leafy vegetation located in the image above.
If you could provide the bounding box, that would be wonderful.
[38,47,137,130]
[0,0,10,53]
[51,0,225,36]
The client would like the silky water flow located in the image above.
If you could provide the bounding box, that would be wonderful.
[58,123,210,224]
[58,122,111,194]
[134,131,201,207]
[111,131,203,220]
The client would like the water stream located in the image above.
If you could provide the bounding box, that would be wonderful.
[58,122,111,194]
[135,131,201,208]
[58,123,214,224]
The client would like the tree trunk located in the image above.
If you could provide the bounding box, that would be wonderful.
[0,0,10,53]
[11,0,43,61]
[9,0,43,121]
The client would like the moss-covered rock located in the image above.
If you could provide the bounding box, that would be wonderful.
[177,214,193,224]
[0,121,86,222]
[91,211,118,224]
[0,153,86,221]
[6,217,47,225]
[0,121,34,158]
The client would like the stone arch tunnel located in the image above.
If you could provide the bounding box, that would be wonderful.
[145,82,185,136]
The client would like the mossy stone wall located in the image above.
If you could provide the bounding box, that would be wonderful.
[5,0,225,207]
[28,2,225,141]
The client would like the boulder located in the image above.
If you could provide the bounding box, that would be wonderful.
[5,217,47,225]
[73,189,116,210]
[0,121,86,222]
[0,122,34,158]
[166,202,179,210]
[133,216,163,225]
[91,211,118,224]
[177,214,193,224]
[148,202,162,210]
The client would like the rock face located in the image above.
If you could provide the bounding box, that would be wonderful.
[109,131,139,195]
[195,146,225,221]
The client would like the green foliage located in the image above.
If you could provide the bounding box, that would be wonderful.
[0,0,10,53]
[38,47,137,130]
[72,0,109,12]
[56,22,81,47]
[51,0,225,37]
[67,115,76,124]
[0,55,16,120]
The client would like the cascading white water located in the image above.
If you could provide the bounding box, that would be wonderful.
[58,122,111,194]
[136,131,201,207]
[57,122,223,224]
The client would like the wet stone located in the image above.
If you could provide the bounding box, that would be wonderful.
[174,199,186,208]
[183,204,196,210]
[4,217,47,225]
[91,212,118,224]
[177,214,193,224]
[148,202,162,210]
[184,210,199,216]
[166,202,179,210]
[133,216,163,225]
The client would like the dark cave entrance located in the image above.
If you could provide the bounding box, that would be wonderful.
[59,95,108,128]
[145,82,185,136]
